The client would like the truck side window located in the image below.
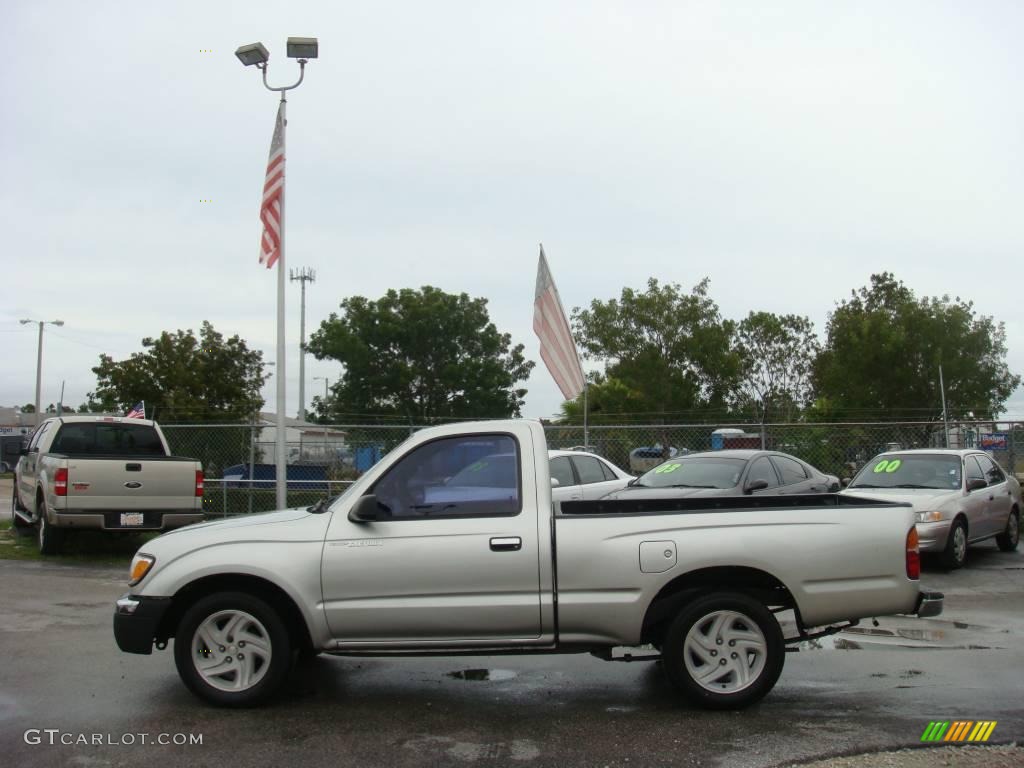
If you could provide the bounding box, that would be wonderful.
[373,434,521,519]
[27,421,52,451]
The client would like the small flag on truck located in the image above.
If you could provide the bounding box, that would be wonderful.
[126,401,146,419]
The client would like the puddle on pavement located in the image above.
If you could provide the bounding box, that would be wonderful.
[446,669,517,681]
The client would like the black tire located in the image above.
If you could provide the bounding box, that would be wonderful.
[37,498,63,555]
[11,485,31,529]
[940,518,968,569]
[661,591,785,710]
[996,509,1020,552]
[174,591,292,707]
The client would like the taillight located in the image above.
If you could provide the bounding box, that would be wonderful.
[195,470,204,497]
[906,526,920,580]
[54,467,68,496]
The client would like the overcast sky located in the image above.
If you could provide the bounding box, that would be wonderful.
[2,1,1022,422]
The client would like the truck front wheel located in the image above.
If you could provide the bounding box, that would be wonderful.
[661,591,784,710]
[174,591,292,707]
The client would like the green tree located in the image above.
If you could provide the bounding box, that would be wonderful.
[307,286,534,422]
[88,322,268,477]
[734,312,819,424]
[90,321,267,422]
[813,273,1020,421]
[569,278,742,420]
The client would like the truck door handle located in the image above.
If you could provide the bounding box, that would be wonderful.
[490,537,522,552]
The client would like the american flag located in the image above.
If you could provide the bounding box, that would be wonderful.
[259,101,286,269]
[533,245,586,401]
[126,401,146,419]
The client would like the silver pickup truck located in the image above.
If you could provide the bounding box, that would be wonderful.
[13,416,204,554]
[113,419,942,710]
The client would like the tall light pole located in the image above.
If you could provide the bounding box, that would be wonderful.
[237,36,318,511]
[20,319,64,426]
[290,267,316,421]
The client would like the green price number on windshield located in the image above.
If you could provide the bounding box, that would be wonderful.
[654,463,682,474]
[873,459,902,474]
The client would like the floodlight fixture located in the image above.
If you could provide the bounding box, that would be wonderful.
[235,42,270,67]
[287,37,318,60]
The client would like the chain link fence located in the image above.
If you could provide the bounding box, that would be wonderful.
[161,420,1024,517]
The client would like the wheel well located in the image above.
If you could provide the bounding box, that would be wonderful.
[156,574,314,652]
[953,513,968,535]
[640,566,795,646]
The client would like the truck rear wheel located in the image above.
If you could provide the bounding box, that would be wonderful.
[174,591,291,707]
[661,591,784,710]
[37,499,63,555]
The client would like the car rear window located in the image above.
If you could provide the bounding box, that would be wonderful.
[50,423,166,457]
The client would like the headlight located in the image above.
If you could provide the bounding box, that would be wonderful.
[128,553,156,586]
[916,511,943,523]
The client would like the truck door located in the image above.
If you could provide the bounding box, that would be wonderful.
[321,430,543,644]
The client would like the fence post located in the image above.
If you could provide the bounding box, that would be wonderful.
[222,479,228,518]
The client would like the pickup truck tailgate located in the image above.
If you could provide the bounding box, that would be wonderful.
[63,457,200,512]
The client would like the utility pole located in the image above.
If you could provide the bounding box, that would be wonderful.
[290,267,316,421]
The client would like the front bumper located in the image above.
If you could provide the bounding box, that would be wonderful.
[916,520,952,552]
[914,590,944,618]
[113,594,171,654]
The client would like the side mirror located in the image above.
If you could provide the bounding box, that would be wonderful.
[550,477,560,487]
[745,478,769,494]
[966,478,987,492]
[841,478,851,488]
[348,494,381,523]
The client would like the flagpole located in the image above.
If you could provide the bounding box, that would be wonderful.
[242,48,311,511]
[275,92,288,510]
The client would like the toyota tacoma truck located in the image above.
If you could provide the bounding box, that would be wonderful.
[13,416,204,554]
[113,419,942,710]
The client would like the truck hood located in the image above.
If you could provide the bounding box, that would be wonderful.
[141,508,332,555]
[839,487,959,511]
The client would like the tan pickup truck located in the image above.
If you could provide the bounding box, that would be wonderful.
[12,416,204,554]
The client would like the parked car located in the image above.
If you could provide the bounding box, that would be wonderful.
[605,450,840,500]
[548,450,632,502]
[12,416,204,554]
[629,445,680,474]
[840,449,1021,569]
[114,419,940,711]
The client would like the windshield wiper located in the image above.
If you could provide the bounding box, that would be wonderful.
[668,483,717,489]
[849,483,882,489]
[893,484,940,489]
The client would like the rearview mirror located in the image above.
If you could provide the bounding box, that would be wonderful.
[745,479,769,494]
[348,494,382,523]
[966,478,987,492]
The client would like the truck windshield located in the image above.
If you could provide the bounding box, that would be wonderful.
[636,457,746,489]
[848,454,962,490]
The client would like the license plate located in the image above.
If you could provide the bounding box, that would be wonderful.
[120,513,144,527]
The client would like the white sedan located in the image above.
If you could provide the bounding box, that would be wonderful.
[548,450,633,502]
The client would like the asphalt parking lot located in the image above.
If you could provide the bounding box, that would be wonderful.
[1,533,1022,767]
